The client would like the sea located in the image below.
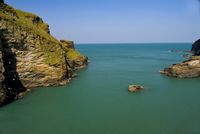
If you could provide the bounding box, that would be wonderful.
[0,43,200,134]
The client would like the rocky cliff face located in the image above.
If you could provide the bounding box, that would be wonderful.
[160,39,200,78]
[191,39,200,56]
[160,57,200,78]
[0,37,5,104]
[0,2,88,106]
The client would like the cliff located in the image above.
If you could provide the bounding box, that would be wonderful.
[0,37,5,104]
[160,39,200,78]
[0,2,88,106]
[191,39,200,56]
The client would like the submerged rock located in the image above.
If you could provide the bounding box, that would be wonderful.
[128,85,144,92]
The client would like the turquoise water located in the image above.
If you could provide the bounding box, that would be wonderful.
[0,43,200,134]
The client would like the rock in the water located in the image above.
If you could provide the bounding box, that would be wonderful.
[161,38,200,78]
[160,56,200,78]
[128,85,144,92]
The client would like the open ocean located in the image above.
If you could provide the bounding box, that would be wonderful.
[0,43,200,134]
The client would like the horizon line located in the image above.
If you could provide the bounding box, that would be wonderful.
[75,42,193,45]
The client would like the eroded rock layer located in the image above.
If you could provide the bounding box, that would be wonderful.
[0,2,88,106]
[160,57,200,78]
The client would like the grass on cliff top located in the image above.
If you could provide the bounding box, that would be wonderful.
[0,12,57,44]
[67,49,82,60]
[0,3,56,43]
[0,4,62,66]
[0,3,85,66]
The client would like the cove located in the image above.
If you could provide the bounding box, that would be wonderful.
[0,43,200,134]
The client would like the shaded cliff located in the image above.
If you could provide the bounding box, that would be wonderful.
[191,39,200,56]
[0,2,88,106]
[160,39,200,78]
[0,36,5,104]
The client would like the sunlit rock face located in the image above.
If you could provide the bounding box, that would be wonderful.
[160,57,200,78]
[0,2,88,106]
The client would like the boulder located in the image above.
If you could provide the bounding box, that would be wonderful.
[128,85,144,92]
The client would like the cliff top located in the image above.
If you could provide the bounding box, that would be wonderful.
[0,2,87,66]
[0,2,56,42]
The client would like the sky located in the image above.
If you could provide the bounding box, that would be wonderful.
[5,0,200,43]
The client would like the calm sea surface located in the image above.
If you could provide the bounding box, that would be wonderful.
[0,43,200,134]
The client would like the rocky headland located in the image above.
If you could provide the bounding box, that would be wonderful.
[160,39,200,78]
[0,1,88,106]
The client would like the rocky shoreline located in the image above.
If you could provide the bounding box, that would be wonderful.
[160,39,200,78]
[0,1,88,106]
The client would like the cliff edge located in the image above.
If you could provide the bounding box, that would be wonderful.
[160,39,200,78]
[0,2,88,106]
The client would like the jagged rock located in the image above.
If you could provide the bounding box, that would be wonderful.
[160,57,200,78]
[160,38,200,78]
[0,2,88,106]
[60,40,74,49]
[128,85,144,92]
[191,39,200,56]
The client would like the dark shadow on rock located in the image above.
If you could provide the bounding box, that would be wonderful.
[0,29,26,105]
[0,0,4,4]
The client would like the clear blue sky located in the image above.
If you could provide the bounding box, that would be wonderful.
[6,0,200,43]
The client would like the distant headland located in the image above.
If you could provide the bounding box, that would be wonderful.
[160,39,200,78]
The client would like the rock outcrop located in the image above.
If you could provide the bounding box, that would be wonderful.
[160,57,200,78]
[128,85,144,92]
[160,39,200,78]
[0,2,88,106]
[191,39,200,56]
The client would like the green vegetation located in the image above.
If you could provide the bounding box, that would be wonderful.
[0,3,54,41]
[67,49,82,60]
[0,3,63,66]
[0,2,86,66]
[42,44,64,66]
[191,56,200,60]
